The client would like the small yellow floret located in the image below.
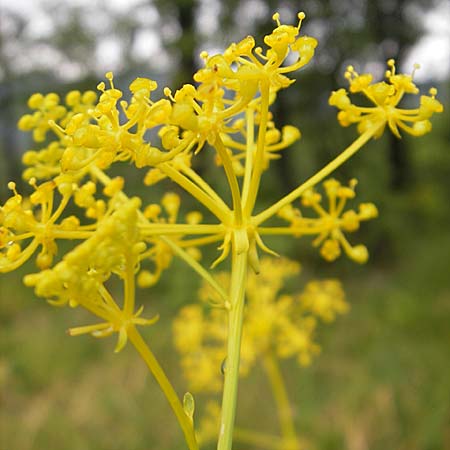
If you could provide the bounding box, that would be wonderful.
[330,60,443,138]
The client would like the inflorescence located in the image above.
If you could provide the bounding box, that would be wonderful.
[0,11,443,450]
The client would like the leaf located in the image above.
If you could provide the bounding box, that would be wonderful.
[183,392,195,423]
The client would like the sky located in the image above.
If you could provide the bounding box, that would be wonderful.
[1,0,449,83]
[402,0,450,82]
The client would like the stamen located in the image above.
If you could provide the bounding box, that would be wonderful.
[412,63,421,78]
[105,71,115,89]
[7,181,18,196]
[387,58,396,76]
[164,87,175,102]
[28,177,38,189]
[48,119,66,139]
[344,66,356,80]
[272,12,281,27]
[297,12,306,30]
[254,47,267,60]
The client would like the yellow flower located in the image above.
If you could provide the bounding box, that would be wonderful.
[0,179,76,271]
[23,198,157,352]
[138,192,205,287]
[277,178,378,263]
[300,280,348,322]
[18,93,67,142]
[329,60,444,138]
[174,258,348,392]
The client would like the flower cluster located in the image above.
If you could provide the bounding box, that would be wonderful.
[1,179,73,272]
[276,178,378,263]
[329,60,443,138]
[173,257,348,393]
[0,11,443,450]
[22,198,159,352]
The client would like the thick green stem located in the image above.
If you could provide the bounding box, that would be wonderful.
[244,81,270,217]
[217,248,248,450]
[127,326,199,450]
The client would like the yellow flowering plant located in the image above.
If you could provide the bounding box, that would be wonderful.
[174,257,349,449]
[0,11,443,450]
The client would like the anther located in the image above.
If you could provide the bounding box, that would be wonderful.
[345,65,357,78]
[163,87,175,101]
[105,71,115,89]
[272,12,281,27]
[297,11,306,29]
[387,59,396,76]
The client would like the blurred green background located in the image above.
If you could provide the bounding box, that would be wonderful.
[1,0,449,449]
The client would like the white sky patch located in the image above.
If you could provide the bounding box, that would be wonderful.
[1,0,449,83]
[104,0,143,13]
[23,11,54,39]
[134,4,159,27]
[57,60,86,82]
[5,42,63,74]
[82,9,113,34]
[132,29,161,61]
[402,0,450,82]
[95,37,123,73]
[234,0,269,29]
[404,35,450,82]
[1,0,41,16]
[196,0,220,35]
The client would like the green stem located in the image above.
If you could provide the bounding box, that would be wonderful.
[244,81,270,217]
[241,108,255,206]
[217,248,248,450]
[162,236,229,306]
[215,135,243,225]
[257,225,328,236]
[123,253,135,317]
[139,223,225,236]
[180,164,230,212]
[161,163,231,224]
[127,326,199,450]
[253,126,382,226]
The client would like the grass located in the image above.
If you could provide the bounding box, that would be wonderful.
[1,219,449,450]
